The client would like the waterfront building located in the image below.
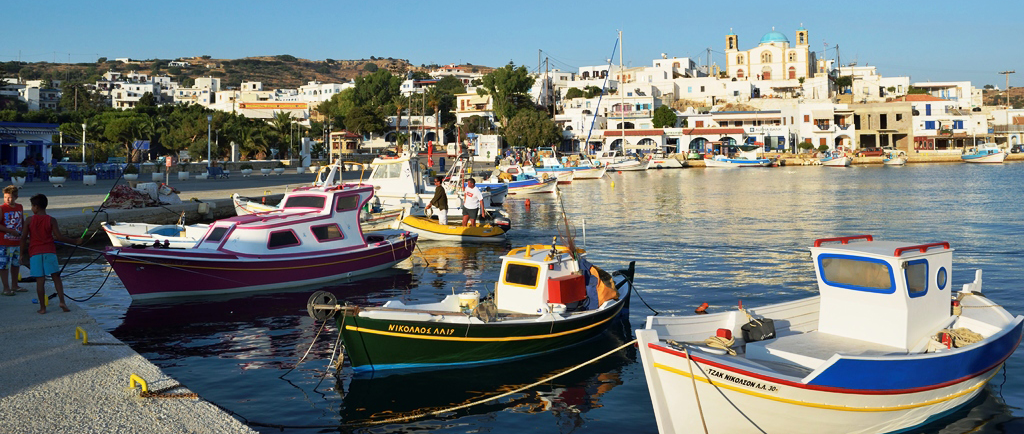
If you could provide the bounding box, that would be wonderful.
[897,94,984,150]
[454,93,495,128]
[991,108,1024,148]
[848,102,913,151]
[0,122,61,165]
[910,81,982,110]
[789,103,856,151]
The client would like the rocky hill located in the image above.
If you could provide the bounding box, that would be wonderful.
[2,56,494,90]
[983,87,1024,108]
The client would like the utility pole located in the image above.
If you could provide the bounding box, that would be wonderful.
[999,70,1015,107]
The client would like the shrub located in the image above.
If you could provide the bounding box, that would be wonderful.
[240,163,253,170]
[177,163,189,173]
[275,161,286,168]
[123,164,138,174]
[798,142,814,152]
[50,166,67,177]
[12,169,26,178]
[817,144,830,153]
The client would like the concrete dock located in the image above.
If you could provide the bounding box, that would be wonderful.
[0,298,257,433]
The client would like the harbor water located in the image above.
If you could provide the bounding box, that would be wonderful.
[74,162,1024,433]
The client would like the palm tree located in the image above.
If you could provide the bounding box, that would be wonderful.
[391,95,407,153]
[237,121,269,160]
[270,111,294,159]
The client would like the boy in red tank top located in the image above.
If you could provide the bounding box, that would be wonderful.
[20,194,82,314]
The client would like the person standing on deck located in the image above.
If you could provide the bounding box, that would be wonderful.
[424,176,448,225]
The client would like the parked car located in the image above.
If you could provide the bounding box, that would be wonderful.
[1011,145,1024,154]
[856,147,885,157]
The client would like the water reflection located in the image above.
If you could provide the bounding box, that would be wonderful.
[338,319,636,430]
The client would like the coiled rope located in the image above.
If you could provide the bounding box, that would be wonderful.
[937,328,985,348]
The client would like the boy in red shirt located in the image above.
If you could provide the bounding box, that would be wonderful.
[0,185,24,296]
[20,194,82,314]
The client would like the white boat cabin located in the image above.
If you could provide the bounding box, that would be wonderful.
[197,185,373,255]
[495,244,588,315]
[810,235,953,350]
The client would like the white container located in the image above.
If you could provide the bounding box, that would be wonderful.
[11,177,25,187]
[124,173,138,181]
[177,171,189,181]
[240,169,253,177]
[296,167,306,174]
[458,291,481,311]
[273,168,285,175]
[49,176,66,187]
[260,168,272,176]
[83,174,97,186]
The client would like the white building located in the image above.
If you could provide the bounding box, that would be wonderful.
[842,66,909,102]
[725,27,818,82]
[910,81,981,110]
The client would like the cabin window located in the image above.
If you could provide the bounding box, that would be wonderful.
[504,263,540,288]
[267,230,300,249]
[373,163,403,179]
[311,224,344,242]
[283,195,326,209]
[904,260,928,297]
[205,227,228,243]
[937,267,947,290]
[818,254,895,293]
[335,195,361,212]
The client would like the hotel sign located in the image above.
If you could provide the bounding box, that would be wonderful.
[238,102,307,110]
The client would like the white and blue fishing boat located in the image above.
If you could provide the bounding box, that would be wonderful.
[703,144,774,168]
[638,235,1022,434]
[819,150,851,167]
[883,150,907,166]
[479,165,558,194]
[961,143,1006,164]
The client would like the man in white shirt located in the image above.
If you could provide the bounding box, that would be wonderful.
[461,178,487,227]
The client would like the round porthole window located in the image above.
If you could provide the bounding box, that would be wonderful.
[937,267,947,290]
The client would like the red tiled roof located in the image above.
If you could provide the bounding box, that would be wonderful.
[681,128,745,135]
[892,95,946,102]
[604,129,664,136]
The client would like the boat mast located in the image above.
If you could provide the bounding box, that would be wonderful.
[619,30,624,156]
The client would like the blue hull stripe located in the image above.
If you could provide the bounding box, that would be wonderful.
[808,318,1023,390]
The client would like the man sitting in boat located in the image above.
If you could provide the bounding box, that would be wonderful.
[424,175,448,225]
[461,178,487,227]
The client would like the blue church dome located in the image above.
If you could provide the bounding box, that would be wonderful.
[759,31,789,44]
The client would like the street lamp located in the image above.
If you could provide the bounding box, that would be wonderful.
[81,123,86,164]
[206,115,213,167]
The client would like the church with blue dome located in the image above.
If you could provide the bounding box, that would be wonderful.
[725,27,818,82]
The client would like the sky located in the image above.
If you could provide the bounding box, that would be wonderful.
[4,0,1022,90]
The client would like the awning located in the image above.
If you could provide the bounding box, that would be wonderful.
[1013,116,1024,125]
[811,110,833,120]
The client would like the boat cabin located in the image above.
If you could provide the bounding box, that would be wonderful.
[810,235,953,350]
[365,154,430,197]
[496,244,588,315]
[197,185,373,255]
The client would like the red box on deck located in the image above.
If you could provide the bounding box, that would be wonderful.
[547,274,586,304]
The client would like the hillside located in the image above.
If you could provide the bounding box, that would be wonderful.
[2,56,494,90]
[983,87,1024,108]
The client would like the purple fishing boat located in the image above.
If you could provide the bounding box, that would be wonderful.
[105,184,418,300]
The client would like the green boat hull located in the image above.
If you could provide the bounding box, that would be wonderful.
[339,292,630,373]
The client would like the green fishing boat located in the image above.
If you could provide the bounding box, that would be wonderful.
[308,243,635,374]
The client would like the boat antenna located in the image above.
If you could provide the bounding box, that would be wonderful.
[580,34,620,162]
[555,191,579,261]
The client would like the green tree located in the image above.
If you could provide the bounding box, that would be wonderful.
[270,111,294,158]
[477,62,535,126]
[137,92,156,109]
[502,108,561,149]
[353,69,400,115]
[345,106,385,136]
[583,86,603,98]
[363,63,378,72]
[652,105,677,128]
[835,75,853,92]
[460,115,494,139]
[907,86,928,95]
[564,88,584,99]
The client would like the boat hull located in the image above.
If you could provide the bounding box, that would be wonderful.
[399,215,506,242]
[704,157,773,168]
[962,152,1007,163]
[341,291,630,372]
[884,156,907,166]
[102,222,207,249]
[821,156,852,167]
[104,232,417,299]
[478,177,558,195]
[648,156,684,169]
[571,166,608,179]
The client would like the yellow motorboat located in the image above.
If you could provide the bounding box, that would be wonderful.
[399,215,507,242]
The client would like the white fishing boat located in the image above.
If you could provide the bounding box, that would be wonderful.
[231,193,406,233]
[101,222,209,249]
[961,143,1006,164]
[702,144,774,168]
[480,165,559,194]
[883,150,908,166]
[819,150,851,167]
[637,235,1022,434]
[647,153,685,169]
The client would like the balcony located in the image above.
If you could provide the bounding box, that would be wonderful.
[993,125,1024,133]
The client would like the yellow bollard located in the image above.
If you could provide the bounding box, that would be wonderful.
[74,326,88,345]
[129,374,148,393]
[611,181,615,188]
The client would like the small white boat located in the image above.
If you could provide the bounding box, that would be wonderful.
[637,235,1022,434]
[703,145,774,168]
[647,153,685,169]
[819,150,851,167]
[101,222,209,248]
[961,143,1007,164]
[480,165,559,194]
[883,150,907,166]
[611,155,653,172]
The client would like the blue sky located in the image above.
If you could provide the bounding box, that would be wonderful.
[4,0,1021,89]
